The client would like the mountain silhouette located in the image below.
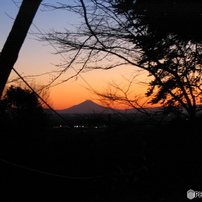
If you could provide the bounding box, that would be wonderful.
[56,100,160,114]
[56,100,112,114]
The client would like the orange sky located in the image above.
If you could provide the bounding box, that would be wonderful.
[1,0,152,110]
[49,68,151,110]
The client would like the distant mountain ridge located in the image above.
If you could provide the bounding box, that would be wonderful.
[56,100,111,114]
[56,100,160,114]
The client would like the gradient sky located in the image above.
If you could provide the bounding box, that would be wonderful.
[0,0,151,109]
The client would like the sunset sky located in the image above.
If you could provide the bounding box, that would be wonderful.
[0,0,151,110]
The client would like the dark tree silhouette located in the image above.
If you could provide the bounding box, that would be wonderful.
[113,0,202,43]
[0,86,47,132]
[5,86,41,110]
[113,0,202,120]
[43,0,202,120]
[0,0,42,98]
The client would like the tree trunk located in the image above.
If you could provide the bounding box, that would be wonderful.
[0,0,42,98]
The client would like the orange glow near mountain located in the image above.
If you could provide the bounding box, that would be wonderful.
[1,1,154,111]
[48,68,153,110]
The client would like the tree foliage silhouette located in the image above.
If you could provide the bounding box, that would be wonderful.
[44,0,202,120]
[0,86,47,132]
[113,0,202,120]
[114,0,202,43]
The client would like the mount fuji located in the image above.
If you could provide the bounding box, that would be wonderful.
[56,100,114,114]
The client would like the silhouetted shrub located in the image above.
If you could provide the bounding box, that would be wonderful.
[0,85,48,133]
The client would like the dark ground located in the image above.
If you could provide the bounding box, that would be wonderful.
[0,120,202,201]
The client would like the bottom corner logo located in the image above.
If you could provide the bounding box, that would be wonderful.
[187,189,195,200]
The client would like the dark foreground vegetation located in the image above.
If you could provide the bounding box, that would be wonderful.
[1,0,201,200]
[1,114,202,201]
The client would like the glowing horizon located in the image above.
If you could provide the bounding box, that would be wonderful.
[1,0,153,111]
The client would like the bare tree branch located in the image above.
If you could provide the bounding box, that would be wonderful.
[41,0,202,120]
